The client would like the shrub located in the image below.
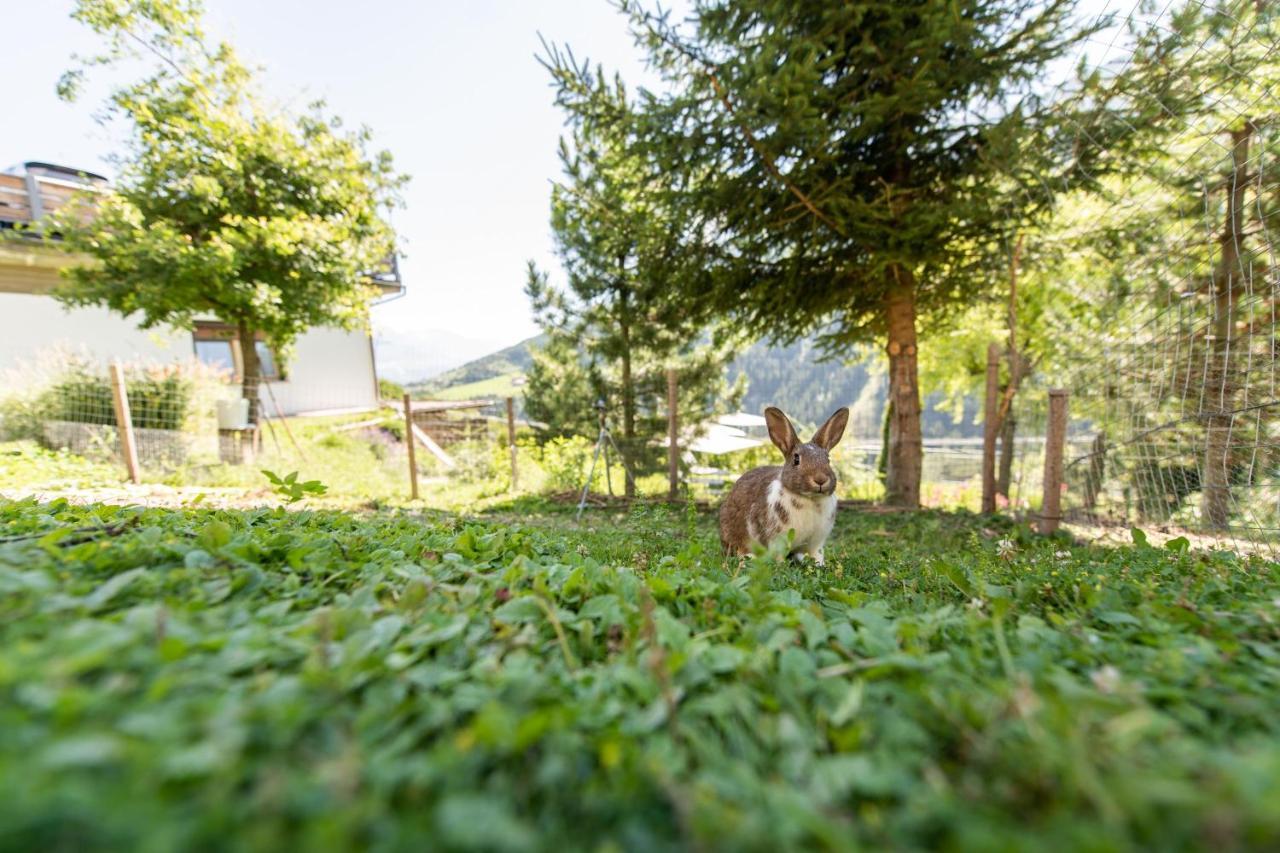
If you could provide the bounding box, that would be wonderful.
[531,434,597,493]
[378,377,406,400]
[0,352,227,444]
[42,362,193,431]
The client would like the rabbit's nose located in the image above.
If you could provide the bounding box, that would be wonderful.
[812,476,828,489]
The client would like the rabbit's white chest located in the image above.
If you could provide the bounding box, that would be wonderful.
[767,479,836,553]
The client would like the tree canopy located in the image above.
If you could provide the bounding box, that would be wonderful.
[53,0,406,420]
[543,0,1128,505]
[526,66,739,492]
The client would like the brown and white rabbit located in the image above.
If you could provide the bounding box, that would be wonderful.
[719,406,850,565]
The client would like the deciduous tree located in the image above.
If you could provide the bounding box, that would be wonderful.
[53,0,405,423]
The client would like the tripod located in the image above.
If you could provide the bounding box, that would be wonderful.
[576,401,636,519]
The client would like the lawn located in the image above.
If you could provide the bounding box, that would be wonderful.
[426,373,523,402]
[1,495,1278,851]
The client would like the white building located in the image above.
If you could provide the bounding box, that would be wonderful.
[0,162,399,416]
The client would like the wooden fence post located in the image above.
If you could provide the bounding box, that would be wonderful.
[981,343,1001,513]
[108,361,140,484]
[403,393,419,500]
[667,368,679,501]
[1039,389,1069,535]
[506,396,518,493]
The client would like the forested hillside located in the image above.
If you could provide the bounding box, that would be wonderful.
[412,335,543,394]
[420,334,981,438]
[727,340,982,437]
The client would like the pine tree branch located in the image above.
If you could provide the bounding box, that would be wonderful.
[632,9,846,237]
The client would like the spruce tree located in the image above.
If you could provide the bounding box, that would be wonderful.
[546,0,1113,506]
[526,73,738,494]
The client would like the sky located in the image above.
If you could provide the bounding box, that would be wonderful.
[5,0,1136,380]
[3,0,665,375]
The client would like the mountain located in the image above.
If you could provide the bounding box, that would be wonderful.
[419,334,981,439]
[727,340,981,438]
[371,325,510,384]
[411,334,544,394]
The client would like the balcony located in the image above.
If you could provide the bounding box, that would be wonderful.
[0,161,402,294]
[0,162,107,234]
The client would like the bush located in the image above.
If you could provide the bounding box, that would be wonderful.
[530,434,598,493]
[378,377,406,400]
[43,362,193,431]
[0,353,227,447]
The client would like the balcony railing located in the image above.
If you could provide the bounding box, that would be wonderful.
[0,162,402,292]
[0,163,106,234]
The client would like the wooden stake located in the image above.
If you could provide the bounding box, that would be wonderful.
[403,393,419,500]
[410,423,456,469]
[981,343,1001,513]
[667,367,679,501]
[1040,389,1069,535]
[506,397,518,492]
[109,361,140,484]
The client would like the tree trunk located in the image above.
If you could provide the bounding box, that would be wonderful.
[618,287,636,498]
[997,411,1016,499]
[876,398,892,488]
[883,270,922,508]
[1202,122,1252,530]
[1083,431,1106,513]
[237,318,261,427]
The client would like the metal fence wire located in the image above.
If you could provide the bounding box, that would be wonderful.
[994,0,1280,549]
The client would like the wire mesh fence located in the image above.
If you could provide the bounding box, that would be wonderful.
[1011,0,1280,549]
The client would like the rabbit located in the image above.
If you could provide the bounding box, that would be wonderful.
[719,406,850,565]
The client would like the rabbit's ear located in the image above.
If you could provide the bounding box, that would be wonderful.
[765,407,799,456]
[812,407,850,450]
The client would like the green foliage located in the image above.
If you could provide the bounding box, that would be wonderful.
[0,443,125,488]
[521,333,604,441]
[260,469,328,503]
[52,0,406,415]
[1,360,199,441]
[526,67,741,485]
[913,2,1280,530]
[540,0,1138,505]
[0,386,54,445]
[376,378,405,401]
[47,363,192,431]
[524,434,598,493]
[1,498,1278,849]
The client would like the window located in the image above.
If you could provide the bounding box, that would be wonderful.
[192,322,282,381]
[254,341,279,380]
[194,339,236,374]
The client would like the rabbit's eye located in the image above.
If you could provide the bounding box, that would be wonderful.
[792,453,800,466]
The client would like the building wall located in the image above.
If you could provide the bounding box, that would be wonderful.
[263,325,380,415]
[0,292,379,416]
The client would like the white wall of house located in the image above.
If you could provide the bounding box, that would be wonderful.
[0,292,188,365]
[0,292,380,416]
[261,325,380,415]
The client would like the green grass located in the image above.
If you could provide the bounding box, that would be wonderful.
[0,443,127,492]
[425,372,522,401]
[1,495,1278,851]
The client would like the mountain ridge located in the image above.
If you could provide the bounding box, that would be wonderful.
[410,334,981,438]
